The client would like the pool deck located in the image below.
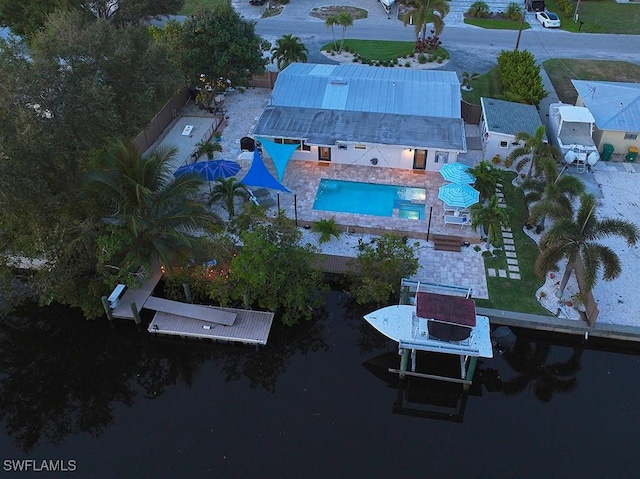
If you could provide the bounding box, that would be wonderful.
[249,160,480,242]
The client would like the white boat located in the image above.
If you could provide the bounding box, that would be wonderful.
[548,103,600,167]
[379,0,395,14]
[363,293,493,359]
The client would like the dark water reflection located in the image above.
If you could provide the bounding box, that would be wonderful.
[1,292,639,478]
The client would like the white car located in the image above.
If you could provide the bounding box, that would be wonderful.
[536,11,561,28]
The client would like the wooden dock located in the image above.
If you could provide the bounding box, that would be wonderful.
[107,266,275,345]
[111,267,163,320]
[144,297,236,326]
[148,307,274,345]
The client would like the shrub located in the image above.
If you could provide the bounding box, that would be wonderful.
[467,1,490,18]
[312,217,341,243]
[437,57,443,64]
[492,154,502,165]
[418,54,427,64]
[556,0,573,16]
[405,61,411,67]
[505,2,522,21]
[503,156,514,168]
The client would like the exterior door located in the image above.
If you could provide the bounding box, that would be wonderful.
[318,147,331,161]
[413,149,426,170]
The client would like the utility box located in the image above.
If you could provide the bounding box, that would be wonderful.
[602,143,614,161]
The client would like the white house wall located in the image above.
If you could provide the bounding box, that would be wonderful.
[269,142,460,172]
[482,130,519,162]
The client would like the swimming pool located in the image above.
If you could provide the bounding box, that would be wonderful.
[313,179,426,220]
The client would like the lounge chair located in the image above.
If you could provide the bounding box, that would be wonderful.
[248,189,276,208]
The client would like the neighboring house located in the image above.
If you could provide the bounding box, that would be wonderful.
[480,97,544,162]
[572,80,640,152]
[251,63,466,172]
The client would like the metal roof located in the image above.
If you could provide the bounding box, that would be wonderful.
[272,63,461,118]
[253,105,466,151]
[572,80,640,132]
[481,97,543,136]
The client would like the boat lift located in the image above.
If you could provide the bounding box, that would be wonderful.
[364,280,493,390]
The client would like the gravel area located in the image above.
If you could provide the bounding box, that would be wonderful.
[525,172,640,326]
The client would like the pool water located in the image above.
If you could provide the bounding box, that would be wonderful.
[313,179,426,220]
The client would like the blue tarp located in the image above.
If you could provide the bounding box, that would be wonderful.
[240,149,290,192]
[257,136,298,181]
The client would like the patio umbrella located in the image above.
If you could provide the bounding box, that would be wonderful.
[174,159,240,182]
[437,183,480,209]
[439,162,475,184]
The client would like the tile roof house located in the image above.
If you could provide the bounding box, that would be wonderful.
[480,97,544,162]
[251,63,466,172]
[572,80,640,152]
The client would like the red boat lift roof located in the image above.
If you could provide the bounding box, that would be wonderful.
[416,292,476,327]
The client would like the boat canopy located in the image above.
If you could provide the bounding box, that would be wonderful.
[557,106,596,124]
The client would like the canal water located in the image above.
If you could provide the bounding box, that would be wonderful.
[1,292,638,478]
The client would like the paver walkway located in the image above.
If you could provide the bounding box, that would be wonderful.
[485,181,522,281]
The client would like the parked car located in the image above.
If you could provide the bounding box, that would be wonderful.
[536,10,561,28]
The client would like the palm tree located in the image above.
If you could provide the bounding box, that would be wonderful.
[535,193,639,297]
[470,195,511,248]
[325,15,339,51]
[401,0,450,40]
[83,140,221,278]
[461,71,479,91]
[270,34,308,71]
[208,177,249,218]
[508,125,552,179]
[467,160,500,203]
[522,157,585,231]
[336,12,353,53]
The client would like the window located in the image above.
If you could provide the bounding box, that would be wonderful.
[499,141,509,148]
[301,141,311,151]
[624,132,638,140]
[435,151,448,163]
[283,138,301,151]
[355,144,367,150]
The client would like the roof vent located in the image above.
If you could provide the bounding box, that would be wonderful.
[330,79,347,85]
[370,158,378,165]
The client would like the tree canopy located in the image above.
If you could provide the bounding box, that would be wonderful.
[161,6,267,89]
[497,49,547,106]
[0,10,182,316]
[229,213,325,326]
[349,235,420,306]
[0,0,184,37]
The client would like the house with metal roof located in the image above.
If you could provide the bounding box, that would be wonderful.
[251,63,466,173]
[572,80,640,152]
[480,97,544,162]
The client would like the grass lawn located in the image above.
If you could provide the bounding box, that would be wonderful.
[179,0,225,15]
[474,172,551,315]
[543,59,640,104]
[460,67,501,105]
[464,18,530,30]
[544,0,640,33]
[322,39,448,62]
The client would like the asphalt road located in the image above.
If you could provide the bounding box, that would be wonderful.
[258,20,640,67]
